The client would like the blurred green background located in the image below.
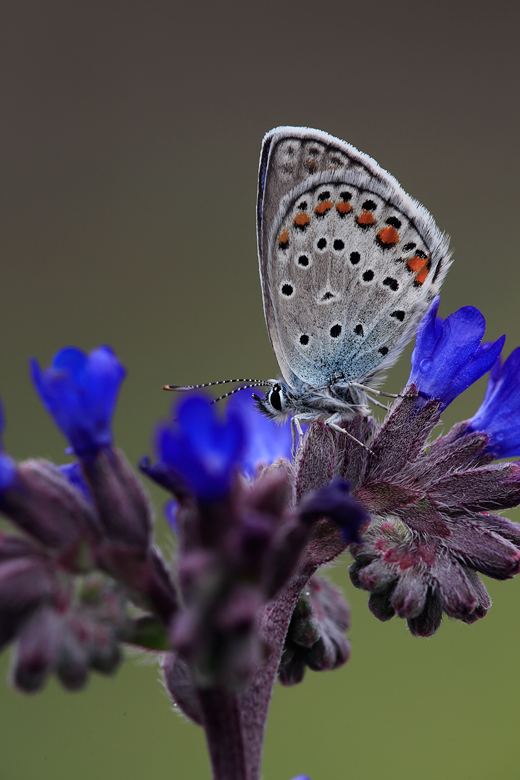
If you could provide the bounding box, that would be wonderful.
[1,1,520,778]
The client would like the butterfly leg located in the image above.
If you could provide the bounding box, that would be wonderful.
[350,382,401,399]
[350,382,416,413]
[324,415,374,454]
[364,396,389,412]
[291,415,307,457]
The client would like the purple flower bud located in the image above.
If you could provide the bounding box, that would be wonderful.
[59,462,93,503]
[299,479,368,542]
[88,629,122,675]
[31,346,126,459]
[408,297,505,409]
[467,347,520,458]
[0,406,99,555]
[279,575,350,685]
[54,625,90,691]
[161,653,203,725]
[11,606,60,692]
[170,544,267,689]
[11,575,127,693]
[1,459,99,554]
[81,448,152,550]
[139,456,189,501]
[0,550,55,651]
[278,649,306,686]
[95,541,178,626]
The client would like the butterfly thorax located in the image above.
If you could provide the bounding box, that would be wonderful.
[254,378,371,424]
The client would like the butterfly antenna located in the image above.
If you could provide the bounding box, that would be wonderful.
[212,383,270,404]
[163,379,270,392]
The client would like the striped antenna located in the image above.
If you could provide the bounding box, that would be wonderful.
[163,379,271,392]
[212,384,270,403]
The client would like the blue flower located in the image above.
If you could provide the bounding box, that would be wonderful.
[466,347,520,458]
[31,347,126,459]
[408,297,505,409]
[0,401,17,493]
[227,388,292,477]
[155,395,246,501]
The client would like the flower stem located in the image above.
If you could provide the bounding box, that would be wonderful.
[195,562,316,780]
[198,687,248,780]
[238,562,316,780]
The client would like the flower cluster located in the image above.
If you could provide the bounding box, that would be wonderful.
[0,348,178,691]
[144,391,363,690]
[0,342,363,780]
[279,574,351,686]
[1,294,520,780]
[345,297,520,635]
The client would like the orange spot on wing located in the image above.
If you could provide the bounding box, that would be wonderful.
[314,201,333,216]
[377,225,400,246]
[356,210,376,226]
[414,265,429,285]
[279,229,289,248]
[336,202,352,215]
[407,254,430,284]
[407,255,428,272]
[293,212,310,228]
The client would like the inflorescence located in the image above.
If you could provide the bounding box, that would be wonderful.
[1,297,520,779]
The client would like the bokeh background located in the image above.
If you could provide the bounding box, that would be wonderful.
[1,1,520,778]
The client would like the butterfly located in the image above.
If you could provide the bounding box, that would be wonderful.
[252,126,452,438]
[166,127,452,446]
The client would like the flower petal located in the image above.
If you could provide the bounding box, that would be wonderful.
[152,395,246,502]
[468,347,520,457]
[409,298,505,409]
[31,346,126,459]
[227,388,292,477]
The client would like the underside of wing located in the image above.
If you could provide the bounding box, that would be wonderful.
[256,127,451,390]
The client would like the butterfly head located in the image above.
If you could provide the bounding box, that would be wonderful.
[253,381,293,422]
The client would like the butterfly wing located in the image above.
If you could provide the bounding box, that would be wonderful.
[256,127,451,392]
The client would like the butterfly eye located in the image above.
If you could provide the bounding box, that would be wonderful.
[269,384,283,412]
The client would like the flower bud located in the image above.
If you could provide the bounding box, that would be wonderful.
[278,575,351,685]
[162,653,203,725]
[1,459,98,555]
[11,607,59,692]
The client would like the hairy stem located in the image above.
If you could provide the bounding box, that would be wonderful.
[238,561,316,780]
[198,687,248,780]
